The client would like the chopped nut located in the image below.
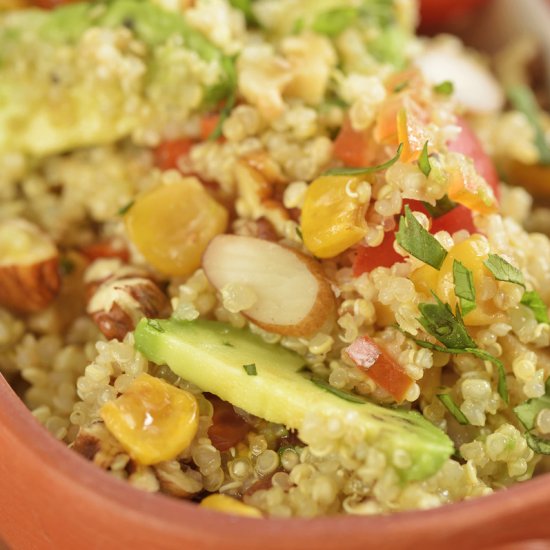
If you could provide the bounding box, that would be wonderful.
[0,218,61,313]
[155,461,203,498]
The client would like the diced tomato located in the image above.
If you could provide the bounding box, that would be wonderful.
[419,0,493,29]
[80,241,130,263]
[333,117,375,168]
[207,395,251,452]
[200,114,221,141]
[153,138,194,171]
[448,117,500,201]
[345,336,414,402]
[353,232,403,277]
[405,199,477,235]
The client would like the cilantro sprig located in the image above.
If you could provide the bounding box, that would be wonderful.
[243,363,257,376]
[453,260,476,316]
[395,206,448,269]
[422,195,457,218]
[520,291,550,324]
[323,143,403,177]
[437,393,469,425]
[418,141,431,177]
[433,81,454,96]
[514,378,550,454]
[484,254,525,288]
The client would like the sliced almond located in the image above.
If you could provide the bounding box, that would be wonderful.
[0,218,60,313]
[202,234,335,337]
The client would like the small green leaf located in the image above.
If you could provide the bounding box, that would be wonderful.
[208,58,238,141]
[148,319,165,332]
[310,376,367,404]
[514,379,550,454]
[393,80,409,93]
[323,143,403,177]
[421,195,457,219]
[295,226,303,241]
[118,201,134,216]
[437,394,469,425]
[484,254,525,288]
[59,256,75,276]
[453,260,476,316]
[418,141,432,177]
[433,81,454,95]
[520,290,550,324]
[524,432,550,455]
[228,0,258,25]
[243,363,257,376]
[508,85,550,165]
[222,341,234,347]
[395,206,448,269]
[311,7,358,37]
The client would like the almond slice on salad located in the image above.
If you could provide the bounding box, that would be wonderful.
[202,235,335,337]
[0,218,61,313]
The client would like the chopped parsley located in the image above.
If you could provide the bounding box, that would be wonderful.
[310,376,367,404]
[118,200,134,216]
[433,81,454,96]
[311,7,358,37]
[147,319,165,332]
[421,195,457,218]
[243,363,257,376]
[514,378,550,454]
[520,290,550,324]
[437,393,469,425]
[222,341,234,347]
[393,80,409,93]
[418,141,432,177]
[295,226,303,241]
[323,143,403,177]
[208,58,238,141]
[484,254,525,288]
[395,206,448,269]
[453,260,476,316]
[508,85,550,165]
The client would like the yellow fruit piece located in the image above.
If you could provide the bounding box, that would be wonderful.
[505,160,550,198]
[411,235,504,326]
[125,176,228,276]
[447,157,498,215]
[200,494,263,518]
[301,175,367,258]
[100,373,199,465]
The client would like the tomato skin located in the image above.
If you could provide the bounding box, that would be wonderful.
[353,232,402,277]
[153,138,194,171]
[448,117,500,201]
[419,0,492,28]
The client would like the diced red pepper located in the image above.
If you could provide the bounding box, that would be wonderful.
[207,395,251,452]
[345,335,414,402]
[153,138,194,171]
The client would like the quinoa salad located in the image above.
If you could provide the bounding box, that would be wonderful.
[2,0,550,519]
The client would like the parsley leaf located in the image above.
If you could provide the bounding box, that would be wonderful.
[243,363,257,376]
[393,80,409,93]
[208,58,238,141]
[418,293,476,349]
[508,85,550,165]
[323,143,403,177]
[421,195,457,218]
[311,7,358,37]
[521,290,550,324]
[395,206,448,269]
[418,141,432,177]
[437,393,469,425]
[295,226,303,241]
[433,81,454,95]
[118,200,134,216]
[484,254,525,288]
[453,260,476,316]
[147,319,165,332]
[514,378,550,454]
[310,376,367,404]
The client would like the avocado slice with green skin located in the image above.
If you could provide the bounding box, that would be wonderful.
[134,318,454,482]
[0,0,233,156]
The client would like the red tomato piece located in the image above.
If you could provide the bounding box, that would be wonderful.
[207,395,251,452]
[419,0,493,29]
[200,114,221,141]
[345,336,414,402]
[153,138,194,171]
[333,117,375,168]
[353,232,403,277]
[448,117,500,201]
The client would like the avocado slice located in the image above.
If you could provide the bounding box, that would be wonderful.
[134,318,453,482]
[0,0,234,156]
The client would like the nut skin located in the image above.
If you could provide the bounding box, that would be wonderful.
[0,256,61,313]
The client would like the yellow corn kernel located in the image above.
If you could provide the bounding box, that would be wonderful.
[374,302,396,327]
[100,373,199,465]
[200,494,263,518]
[301,175,368,258]
[409,264,439,298]
[505,160,550,198]
[447,158,498,215]
[125,176,228,276]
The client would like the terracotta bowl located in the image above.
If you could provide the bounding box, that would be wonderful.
[1,374,550,550]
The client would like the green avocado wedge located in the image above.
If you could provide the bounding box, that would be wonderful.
[134,318,453,482]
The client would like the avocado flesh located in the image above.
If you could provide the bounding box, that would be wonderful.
[134,318,454,482]
[0,1,232,156]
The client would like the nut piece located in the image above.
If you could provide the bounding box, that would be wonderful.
[0,218,61,313]
[85,260,169,340]
[202,234,336,337]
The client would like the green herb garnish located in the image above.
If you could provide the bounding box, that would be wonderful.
[418,141,432,177]
[148,319,165,332]
[508,85,550,165]
[311,7,358,37]
[310,376,366,404]
[395,206,448,269]
[228,0,258,25]
[59,256,75,276]
[433,81,454,96]
[118,200,134,216]
[394,80,409,93]
[453,260,476,316]
[484,254,525,288]
[222,341,234,347]
[437,394,469,425]
[208,58,238,141]
[243,363,257,376]
[295,226,303,241]
[520,290,550,324]
[421,195,457,218]
[323,143,403,177]
[514,378,550,454]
